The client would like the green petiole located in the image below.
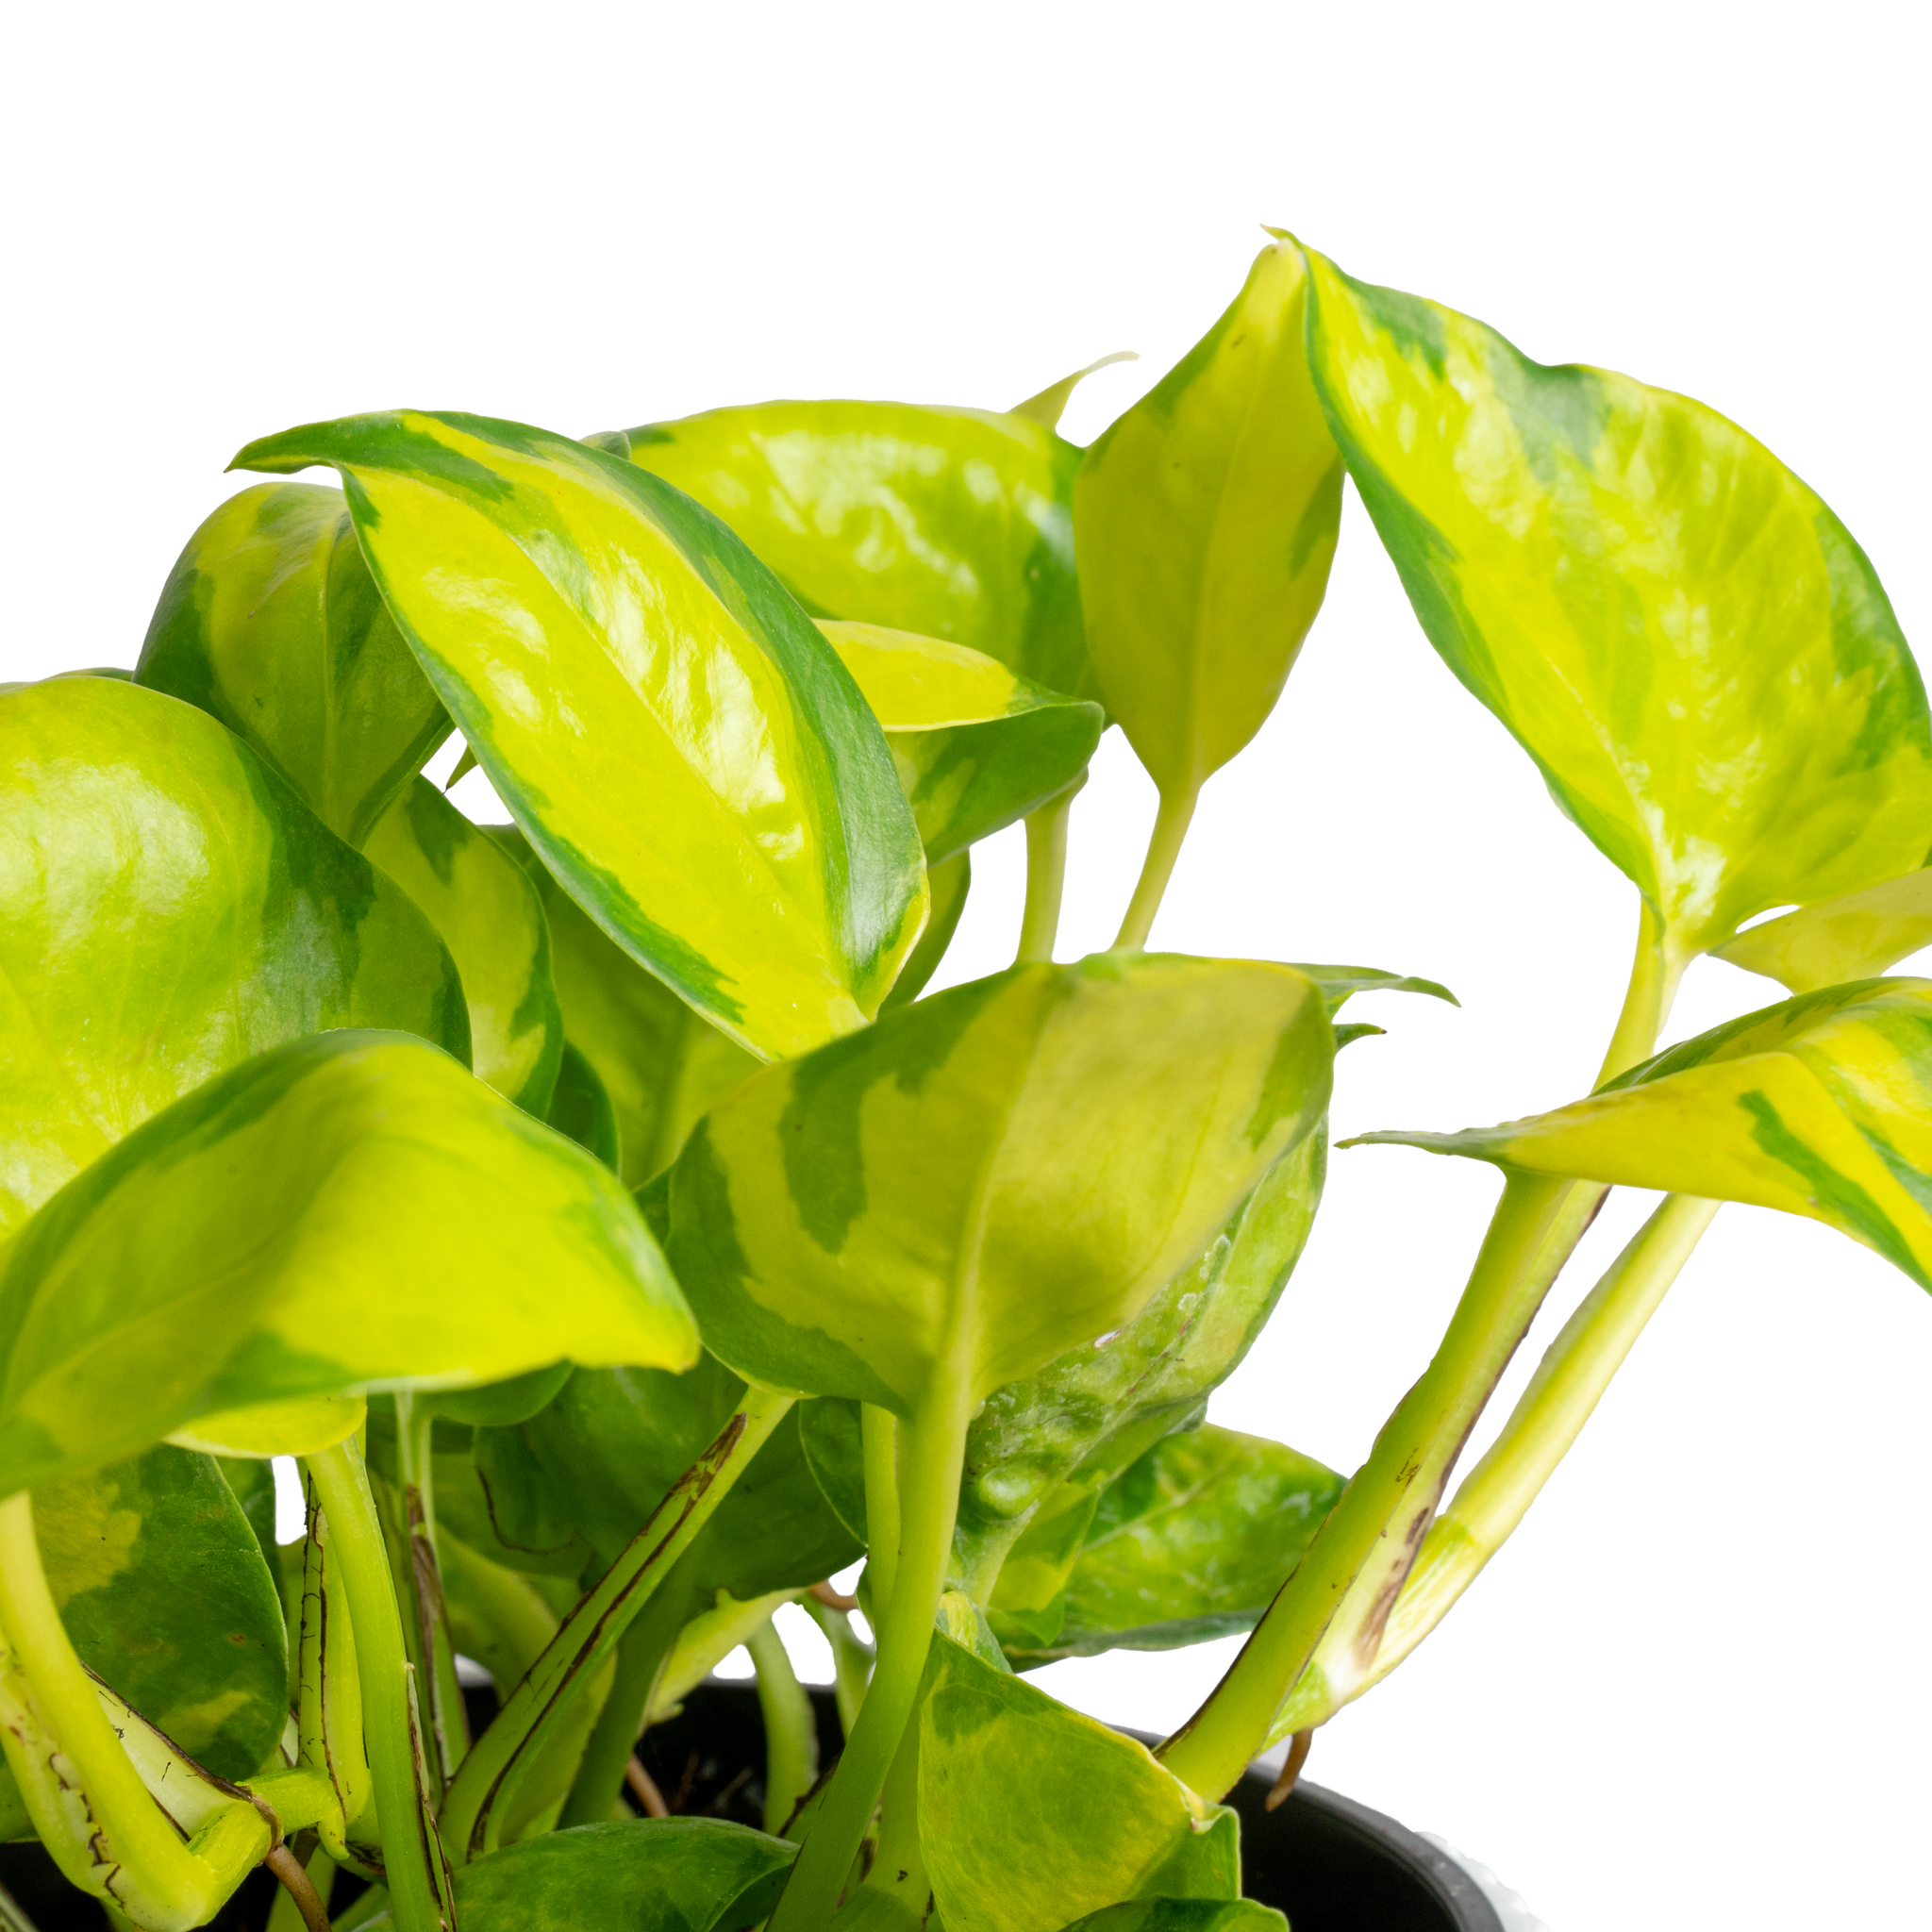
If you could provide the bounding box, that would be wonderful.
[439,1388,792,1859]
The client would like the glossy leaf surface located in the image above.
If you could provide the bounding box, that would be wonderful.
[1714,870,1932,992]
[1074,238,1342,797]
[0,1029,696,1491]
[36,1444,286,1777]
[365,778,564,1111]
[920,1634,1239,1932]
[958,1128,1325,1573]
[1301,243,1932,958]
[233,411,926,1060]
[491,826,760,1187]
[135,480,449,847]
[428,1816,794,1932]
[1357,979,1932,1287]
[1004,1425,1341,1663]
[820,622,1103,862]
[625,401,1091,696]
[669,955,1332,1413]
[0,677,466,1236]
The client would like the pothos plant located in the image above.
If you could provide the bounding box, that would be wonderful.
[1,226,1927,1932]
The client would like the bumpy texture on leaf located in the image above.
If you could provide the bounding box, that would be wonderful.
[232,411,926,1060]
[0,676,467,1235]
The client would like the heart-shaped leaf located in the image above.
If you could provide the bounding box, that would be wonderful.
[1356,979,1932,1287]
[0,676,467,1236]
[135,480,450,847]
[232,411,927,1061]
[0,1028,697,1491]
[1299,242,1932,961]
[819,623,1103,862]
[1073,236,1342,804]
[668,955,1333,1415]
[624,402,1091,699]
[999,1424,1341,1664]
[35,1443,287,1777]
[920,1634,1240,1932]
[414,1816,795,1932]
[1714,869,1932,992]
[489,825,761,1187]
[364,778,564,1112]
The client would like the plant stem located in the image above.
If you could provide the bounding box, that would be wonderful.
[0,1492,221,1903]
[1156,1172,1572,1800]
[305,1440,451,1932]
[1113,785,1198,951]
[1015,785,1079,965]
[1278,1192,1723,1728]
[803,1599,872,1739]
[391,1397,466,1791]
[1593,898,1689,1089]
[770,1393,970,1932]
[747,1615,818,1835]
[264,1844,332,1932]
[860,1405,901,1609]
[439,1390,791,1860]
[556,1590,680,1828]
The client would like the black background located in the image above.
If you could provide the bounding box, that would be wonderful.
[11,125,1916,1932]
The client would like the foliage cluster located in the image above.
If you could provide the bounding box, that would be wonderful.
[4,230,1930,1932]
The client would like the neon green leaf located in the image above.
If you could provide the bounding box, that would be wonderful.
[0,1029,697,1491]
[0,676,467,1237]
[135,481,448,848]
[919,1634,1239,1932]
[999,1424,1342,1663]
[1074,238,1342,800]
[486,825,760,1187]
[821,622,1103,861]
[231,411,926,1061]
[624,401,1091,698]
[364,778,564,1112]
[668,955,1332,1414]
[1355,979,1932,1287]
[1715,869,1932,992]
[1301,242,1932,961]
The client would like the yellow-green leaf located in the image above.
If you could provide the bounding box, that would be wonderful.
[820,622,1103,862]
[364,777,564,1112]
[0,1029,697,1491]
[1300,242,1932,961]
[624,401,1091,699]
[231,411,927,1061]
[135,481,449,847]
[1354,979,1932,1287]
[0,676,468,1237]
[1715,869,1932,992]
[668,954,1332,1414]
[1074,237,1342,802]
[487,825,760,1187]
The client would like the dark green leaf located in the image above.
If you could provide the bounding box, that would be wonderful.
[547,1041,621,1171]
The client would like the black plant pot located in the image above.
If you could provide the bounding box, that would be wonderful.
[642,1680,1503,1932]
